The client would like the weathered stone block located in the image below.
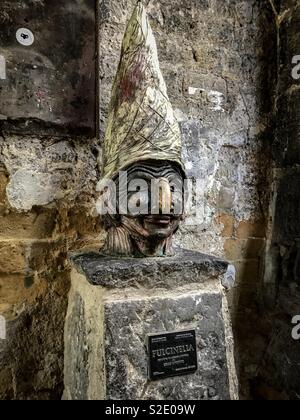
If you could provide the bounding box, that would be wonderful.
[0,290,67,400]
[0,207,57,240]
[104,292,231,400]
[0,172,8,203]
[0,274,26,308]
[236,219,266,239]
[0,0,96,136]
[224,238,265,261]
[216,214,235,238]
[73,249,229,290]
[0,242,27,274]
[274,169,300,243]
[64,250,238,400]
[275,89,300,167]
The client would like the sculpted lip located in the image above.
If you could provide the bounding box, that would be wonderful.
[144,215,172,226]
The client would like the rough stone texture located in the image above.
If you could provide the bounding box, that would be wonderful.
[0,134,102,399]
[0,291,68,400]
[274,170,300,243]
[258,0,300,401]
[72,249,229,289]
[0,0,293,400]
[105,292,230,400]
[0,0,96,136]
[63,270,105,401]
[64,252,238,400]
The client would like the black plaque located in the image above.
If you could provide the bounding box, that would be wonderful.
[148,330,198,381]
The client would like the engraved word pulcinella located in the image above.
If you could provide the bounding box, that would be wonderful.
[152,344,195,358]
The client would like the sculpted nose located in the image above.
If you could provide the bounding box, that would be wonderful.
[158,178,171,214]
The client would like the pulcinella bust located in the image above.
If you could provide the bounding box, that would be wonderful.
[98,1,186,257]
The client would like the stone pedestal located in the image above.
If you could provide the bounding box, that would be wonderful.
[63,249,238,400]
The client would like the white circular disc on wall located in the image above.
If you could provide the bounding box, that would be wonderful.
[16,28,35,46]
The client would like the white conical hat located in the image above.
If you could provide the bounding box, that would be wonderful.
[102,1,184,180]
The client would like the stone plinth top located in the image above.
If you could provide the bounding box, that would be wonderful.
[71,248,230,290]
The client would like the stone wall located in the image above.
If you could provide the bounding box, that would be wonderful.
[256,0,300,400]
[0,136,102,399]
[0,0,101,399]
[0,0,287,399]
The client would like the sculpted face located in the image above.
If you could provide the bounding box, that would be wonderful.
[119,160,184,241]
[102,160,186,257]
